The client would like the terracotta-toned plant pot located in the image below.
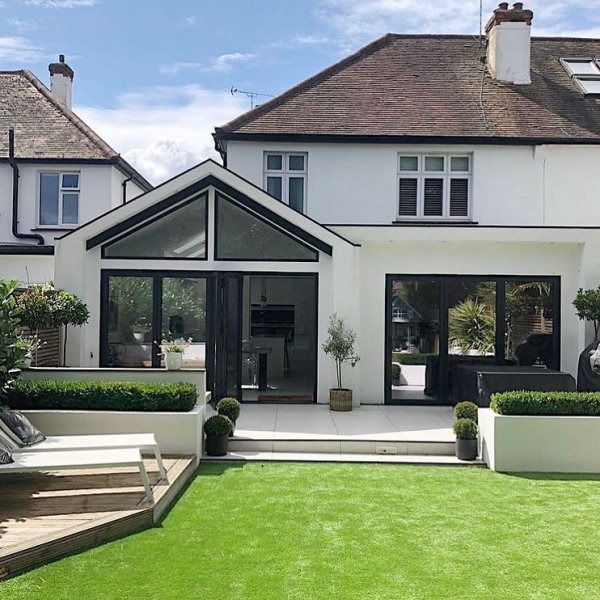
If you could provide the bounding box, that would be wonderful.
[330,388,352,411]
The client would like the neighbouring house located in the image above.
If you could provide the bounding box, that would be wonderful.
[53,3,600,405]
[0,55,152,286]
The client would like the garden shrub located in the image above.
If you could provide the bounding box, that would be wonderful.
[7,380,197,412]
[204,414,233,436]
[491,391,600,416]
[453,418,478,439]
[454,401,478,423]
[216,397,241,422]
[391,353,433,365]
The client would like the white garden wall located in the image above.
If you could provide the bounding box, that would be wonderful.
[19,367,207,459]
[480,408,600,473]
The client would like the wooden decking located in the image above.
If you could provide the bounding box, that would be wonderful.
[0,455,196,579]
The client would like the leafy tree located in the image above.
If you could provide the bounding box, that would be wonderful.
[16,283,89,365]
[322,314,360,390]
[0,279,29,399]
[573,286,600,341]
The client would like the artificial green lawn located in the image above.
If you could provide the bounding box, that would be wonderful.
[3,463,600,600]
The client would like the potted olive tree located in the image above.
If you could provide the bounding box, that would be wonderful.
[204,414,233,456]
[216,397,241,435]
[453,418,478,461]
[322,314,360,411]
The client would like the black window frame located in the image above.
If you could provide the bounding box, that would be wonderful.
[384,274,561,405]
[101,193,209,261]
[214,192,319,262]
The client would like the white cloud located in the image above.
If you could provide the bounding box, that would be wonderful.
[6,17,38,31]
[315,0,600,47]
[293,34,331,45]
[210,52,254,73]
[160,52,254,75]
[0,36,43,62]
[177,15,196,27]
[24,0,96,7]
[75,84,248,184]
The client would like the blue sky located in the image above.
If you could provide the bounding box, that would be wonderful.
[1,0,599,182]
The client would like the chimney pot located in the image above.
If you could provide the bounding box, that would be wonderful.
[498,2,508,8]
[513,2,523,9]
[48,54,74,109]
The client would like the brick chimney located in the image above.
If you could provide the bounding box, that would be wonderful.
[48,54,74,109]
[486,2,534,85]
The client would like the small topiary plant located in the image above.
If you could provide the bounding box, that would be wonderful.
[217,397,241,423]
[453,401,478,423]
[453,418,478,440]
[204,414,233,437]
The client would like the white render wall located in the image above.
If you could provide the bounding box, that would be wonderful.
[0,163,145,246]
[226,141,600,226]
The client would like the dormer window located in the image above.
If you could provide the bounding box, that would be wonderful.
[397,154,471,220]
[561,58,600,95]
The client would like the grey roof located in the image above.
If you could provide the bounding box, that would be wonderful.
[0,70,152,190]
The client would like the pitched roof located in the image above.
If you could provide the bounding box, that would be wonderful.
[214,34,600,144]
[0,69,152,190]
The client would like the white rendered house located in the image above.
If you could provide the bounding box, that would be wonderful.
[54,3,600,405]
[0,55,151,286]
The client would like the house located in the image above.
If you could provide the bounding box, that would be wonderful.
[54,3,600,406]
[0,55,152,286]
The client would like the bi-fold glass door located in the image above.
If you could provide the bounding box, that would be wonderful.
[386,275,560,405]
[101,270,212,373]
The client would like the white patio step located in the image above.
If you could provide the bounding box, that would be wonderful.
[204,451,485,467]
[228,437,455,456]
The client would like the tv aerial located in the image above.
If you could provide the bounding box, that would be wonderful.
[230,87,274,109]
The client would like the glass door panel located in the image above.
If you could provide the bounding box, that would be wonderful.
[104,275,154,367]
[389,278,440,403]
[161,277,207,368]
[215,274,242,401]
[505,280,557,368]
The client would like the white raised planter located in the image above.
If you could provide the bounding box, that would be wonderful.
[480,408,600,473]
[399,365,426,386]
[23,403,205,461]
[18,367,208,462]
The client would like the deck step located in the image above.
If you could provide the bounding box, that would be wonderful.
[229,437,455,456]
[204,451,485,467]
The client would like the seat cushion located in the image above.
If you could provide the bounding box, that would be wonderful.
[0,440,13,464]
[0,411,45,447]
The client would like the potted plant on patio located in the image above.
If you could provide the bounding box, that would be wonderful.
[216,397,241,435]
[453,401,478,423]
[161,337,191,370]
[204,414,233,456]
[453,418,478,461]
[322,314,360,411]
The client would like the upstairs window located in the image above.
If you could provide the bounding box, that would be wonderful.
[39,171,80,226]
[398,154,471,220]
[561,58,600,95]
[264,152,307,213]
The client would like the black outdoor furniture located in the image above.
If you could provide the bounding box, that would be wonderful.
[454,364,576,407]
[515,333,554,367]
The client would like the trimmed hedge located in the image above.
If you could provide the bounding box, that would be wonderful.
[491,391,600,416]
[454,401,478,423]
[7,379,197,412]
[391,353,433,365]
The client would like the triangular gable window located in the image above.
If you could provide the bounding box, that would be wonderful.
[103,195,207,259]
[215,195,318,261]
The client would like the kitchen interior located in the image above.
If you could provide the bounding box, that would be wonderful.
[240,274,317,403]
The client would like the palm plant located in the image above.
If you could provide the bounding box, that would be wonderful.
[448,298,495,354]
